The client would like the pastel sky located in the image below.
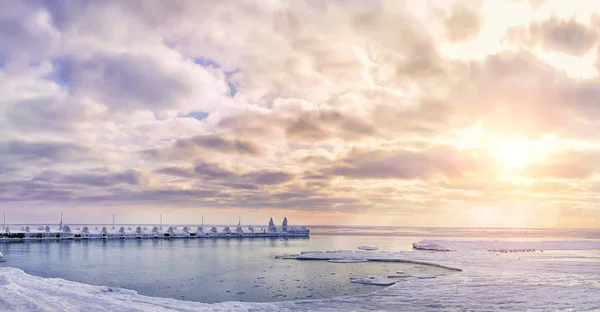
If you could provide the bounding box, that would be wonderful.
[1,0,600,227]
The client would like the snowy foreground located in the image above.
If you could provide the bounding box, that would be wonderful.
[1,240,600,311]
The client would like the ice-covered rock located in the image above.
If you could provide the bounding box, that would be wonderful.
[167,227,175,234]
[197,226,203,234]
[268,217,277,232]
[62,225,71,233]
[282,217,288,232]
[223,227,231,234]
[119,227,126,234]
[101,227,108,234]
[44,226,50,232]
[151,226,158,233]
[210,227,218,233]
[248,225,254,233]
[349,276,398,286]
[82,226,89,234]
[25,226,30,233]
[135,227,142,234]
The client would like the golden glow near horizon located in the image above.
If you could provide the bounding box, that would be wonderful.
[1,0,600,228]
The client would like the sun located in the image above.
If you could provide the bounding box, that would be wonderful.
[489,140,542,167]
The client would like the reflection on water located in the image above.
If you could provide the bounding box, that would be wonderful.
[0,236,436,303]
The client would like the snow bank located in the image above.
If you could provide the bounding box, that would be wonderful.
[0,267,274,312]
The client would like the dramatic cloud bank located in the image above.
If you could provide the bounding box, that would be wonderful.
[1,0,600,227]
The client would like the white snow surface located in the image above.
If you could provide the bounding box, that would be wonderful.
[1,240,600,311]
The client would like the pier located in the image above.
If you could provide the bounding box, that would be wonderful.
[0,217,309,241]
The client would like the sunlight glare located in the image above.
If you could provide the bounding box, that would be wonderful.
[490,140,546,167]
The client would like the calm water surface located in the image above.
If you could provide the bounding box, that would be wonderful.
[1,227,597,303]
[0,235,440,302]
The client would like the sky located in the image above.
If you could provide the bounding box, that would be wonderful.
[1,0,600,228]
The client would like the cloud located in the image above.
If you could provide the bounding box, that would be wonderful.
[285,109,377,141]
[324,145,488,180]
[61,169,150,187]
[0,2,61,64]
[2,1,600,226]
[504,16,598,56]
[56,52,229,112]
[445,5,482,42]
[0,140,91,162]
[143,134,261,161]
[4,95,88,133]
[157,161,294,186]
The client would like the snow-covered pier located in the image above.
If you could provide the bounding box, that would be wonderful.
[0,217,309,241]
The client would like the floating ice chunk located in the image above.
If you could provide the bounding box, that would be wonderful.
[412,242,451,252]
[274,254,299,259]
[387,273,411,278]
[349,276,397,286]
[415,275,436,279]
[328,259,369,263]
[357,246,378,251]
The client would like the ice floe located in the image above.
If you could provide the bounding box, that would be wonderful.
[296,251,463,272]
[357,246,378,251]
[412,242,451,251]
[349,276,398,286]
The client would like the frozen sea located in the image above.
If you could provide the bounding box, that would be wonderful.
[1,226,600,311]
